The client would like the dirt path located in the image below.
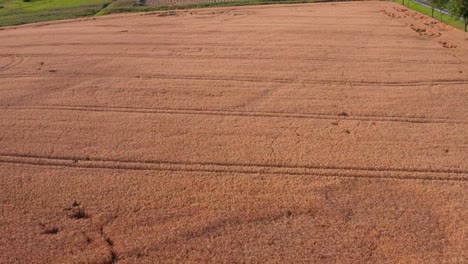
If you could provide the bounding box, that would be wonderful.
[0,2,467,263]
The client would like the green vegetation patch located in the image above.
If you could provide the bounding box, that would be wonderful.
[97,0,347,16]
[394,0,465,30]
[0,0,111,26]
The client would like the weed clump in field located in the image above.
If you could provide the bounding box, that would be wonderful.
[65,201,89,220]
[69,207,88,219]
[42,227,59,235]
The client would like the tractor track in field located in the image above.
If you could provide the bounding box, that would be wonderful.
[0,153,466,182]
[0,56,24,73]
[0,72,467,87]
[1,105,467,125]
[0,43,456,51]
[0,53,465,65]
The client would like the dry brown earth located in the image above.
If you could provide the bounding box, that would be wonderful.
[0,2,467,263]
[145,0,238,7]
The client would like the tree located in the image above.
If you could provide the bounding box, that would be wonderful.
[430,0,449,21]
[448,0,468,31]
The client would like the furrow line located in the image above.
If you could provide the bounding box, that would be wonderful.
[0,154,467,182]
[1,105,466,124]
[0,53,463,65]
[0,72,466,87]
[0,56,23,72]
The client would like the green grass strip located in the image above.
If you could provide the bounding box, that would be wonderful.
[97,0,349,16]
[393,0,465,30]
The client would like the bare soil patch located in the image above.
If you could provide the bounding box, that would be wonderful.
[0,2,467,263]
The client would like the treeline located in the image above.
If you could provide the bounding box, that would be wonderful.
[429,0,468,31]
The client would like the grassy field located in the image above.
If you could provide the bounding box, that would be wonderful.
[0,0,111,26]
[394,0,465,30]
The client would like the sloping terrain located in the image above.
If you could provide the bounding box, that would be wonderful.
[0,2,467,263]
